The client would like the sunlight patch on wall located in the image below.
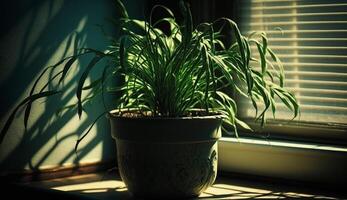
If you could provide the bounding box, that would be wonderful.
[0,1,114,171]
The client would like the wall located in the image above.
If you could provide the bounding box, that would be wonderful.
[0,0,143,173]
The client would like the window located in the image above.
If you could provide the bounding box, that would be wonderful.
[237,0,347,144]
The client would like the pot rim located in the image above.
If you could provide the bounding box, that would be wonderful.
[108,109,225,120]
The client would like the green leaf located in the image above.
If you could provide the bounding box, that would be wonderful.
[76,55,103,119]
[0,90,61,144]
[179,0,193,46]
[115,0,129,19]
[255,41,267,76]
[75,112,107,153]
[236,118,253,131]
[268,48,284,87]
[202,45,210,112]
[82,78,102,90]
[59,57,78,84]
[261,33,268,55]
[119,36,127,71]
[24,66,53,129]
[150,5,175,25]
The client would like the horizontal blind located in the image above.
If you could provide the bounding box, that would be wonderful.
[238,0,347,125]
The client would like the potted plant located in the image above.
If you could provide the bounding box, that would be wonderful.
[0,0,298,198]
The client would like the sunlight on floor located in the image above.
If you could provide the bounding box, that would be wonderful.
[52,179,126,193]
[42,174,339,199]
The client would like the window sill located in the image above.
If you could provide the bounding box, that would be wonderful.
[238,119,347,145]
[219,137,347,185]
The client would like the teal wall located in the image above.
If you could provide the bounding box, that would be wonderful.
[0,0,143,172]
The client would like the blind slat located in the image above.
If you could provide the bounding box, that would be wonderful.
[248,0,344,3]
[247,21,347,26]
[281,62,347,67]
[246,30,347,35]
[296,96,347,103]
[274,54,347,59]
[285,79,347,86]
[285,87,347,96]
[245,4,347,11]
[252,46,347,50]
[252,69,347,78]
[239,102,347,112]
[257,38,347,42]
[244,12,347,18]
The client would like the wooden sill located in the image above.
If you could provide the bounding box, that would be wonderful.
[0,160,116,183]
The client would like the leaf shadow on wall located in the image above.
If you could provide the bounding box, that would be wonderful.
[0,0,120,174]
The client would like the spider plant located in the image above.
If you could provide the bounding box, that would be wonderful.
[0,0,298,146]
